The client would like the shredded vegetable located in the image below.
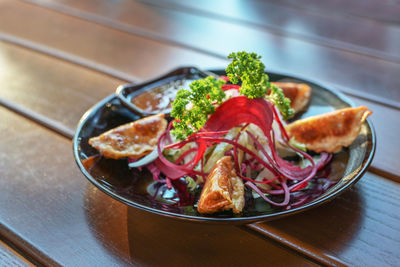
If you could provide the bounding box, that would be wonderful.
[148,95,331,208]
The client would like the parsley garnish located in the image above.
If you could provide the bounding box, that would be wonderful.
[226,51,268,98]
[268,83,294,119]
[171,76,226,139]
[226,51,293,119]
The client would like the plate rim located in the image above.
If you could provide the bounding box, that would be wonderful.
[73,70,376,224]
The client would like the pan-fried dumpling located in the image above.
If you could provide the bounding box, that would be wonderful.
[285,106,372,153]
[272,82,311,113]
[197,156,244,214]
[89,113,167,159]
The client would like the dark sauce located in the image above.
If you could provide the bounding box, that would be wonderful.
[131,79,193,113]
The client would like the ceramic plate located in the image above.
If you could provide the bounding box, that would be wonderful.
[73,69,375,224]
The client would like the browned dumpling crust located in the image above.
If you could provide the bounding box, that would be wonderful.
[88,113,167,159]
[271,82,311,113]
[197,156,244,214]
[286,106,372,153]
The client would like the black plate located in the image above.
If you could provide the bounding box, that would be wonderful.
[73,69,375,224]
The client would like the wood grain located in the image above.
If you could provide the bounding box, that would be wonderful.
[349,97,400,181]
[265,0,400,25]
[138,0,400,61]
[0,41,120,131]
[21,0,400,108]
[0,0,226,81]
[0,240,33,267]
[248,172,400,266]
[0,106,318,266]
[0,32,140,83]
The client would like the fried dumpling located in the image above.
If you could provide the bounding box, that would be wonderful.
[285,106,372,153]
[197,156,244,214]
[89,113,167,159]
[272,82,311,113]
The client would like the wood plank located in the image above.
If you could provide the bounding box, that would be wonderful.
[20,0,400,108]
[0,0,226,81]
[0,106,318,266]
[0,32,140,83]
[0,240,34,267]
[0,41,120,131]
[248,172,400,266]
[265,0,400,25]
[136,0,400,61]
[348,97,400,181]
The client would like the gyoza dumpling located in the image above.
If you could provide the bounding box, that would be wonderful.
[89,113,167,159]
[285,106,372,153]
[197,156,244,214]
[272,82,311,113]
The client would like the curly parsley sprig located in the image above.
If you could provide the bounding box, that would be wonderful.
[226,51,294,119]
[226,51,268,99]
[268,83,293,119]
[171,76,226,140]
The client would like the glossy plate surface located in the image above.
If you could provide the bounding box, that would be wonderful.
[73,70,375,224]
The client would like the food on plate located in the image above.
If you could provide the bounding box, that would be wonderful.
[286,106,372,153]
[88,51,371,215]
[89,113,167,159]
[197,156,244,214]
[271,82,311,113]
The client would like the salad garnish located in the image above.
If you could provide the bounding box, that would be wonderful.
[171,76,226,140]
[171,51,293,140]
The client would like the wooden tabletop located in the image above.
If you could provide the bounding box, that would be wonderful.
[1,0,399,266]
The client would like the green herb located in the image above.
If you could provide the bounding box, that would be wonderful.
[226,51,268,98]
[185,176,197,192]
[183,205,197,215]
[268,83,294,119]
[171,76,226,139]
[226,51,293,119]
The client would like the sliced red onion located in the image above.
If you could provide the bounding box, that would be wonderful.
[245,181,290,207]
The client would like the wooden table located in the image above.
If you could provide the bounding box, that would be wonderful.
[1,0,399,266]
